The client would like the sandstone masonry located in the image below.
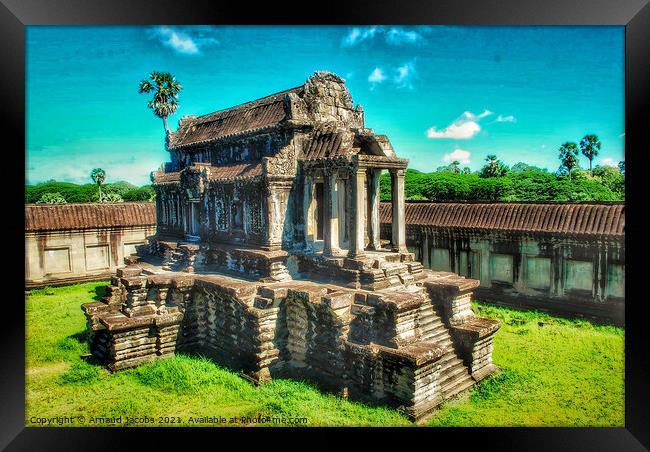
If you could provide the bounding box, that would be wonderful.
[82,71,500,421]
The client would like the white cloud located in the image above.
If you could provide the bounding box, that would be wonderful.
[386,28,421,45]
[155,26,198,54]
[495,114,517,123]
[427,110,493,139]
[394,61,416,89]
[600,157,618,167]
[150,26,220,55]
[368,67,387,86]
[342,26,422,47]
[343,26,379,46]
[442,148,471,165]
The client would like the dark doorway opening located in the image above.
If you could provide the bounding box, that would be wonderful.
[315,182,324,241]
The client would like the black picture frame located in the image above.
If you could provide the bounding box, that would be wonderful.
[4,0,649,449]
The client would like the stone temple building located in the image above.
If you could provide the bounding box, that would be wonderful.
[83,71,500,421]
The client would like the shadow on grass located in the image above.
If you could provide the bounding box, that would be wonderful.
[80,353,106,366]
[69,330,89,343]
[92,284,108,301]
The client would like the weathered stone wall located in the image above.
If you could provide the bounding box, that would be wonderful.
[169,130,293,171]
[83,267,499,421]
[380,223,625,324]
[156,178,267,246]
[25,225,155,288]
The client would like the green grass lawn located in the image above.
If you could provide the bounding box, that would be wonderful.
[25,282,624,427]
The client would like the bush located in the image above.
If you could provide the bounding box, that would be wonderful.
[36,192,67,204]
[378,167,623,202]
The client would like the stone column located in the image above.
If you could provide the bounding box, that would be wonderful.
[368,169,381,250]
[390,169,407,253]
[349,168,366,258]
[323,172,340,256]
[302,175,313,249]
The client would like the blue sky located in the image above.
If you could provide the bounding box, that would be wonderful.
[26,26,625,186]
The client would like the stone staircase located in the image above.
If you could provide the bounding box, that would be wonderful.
[359,251,425,291]
[348,278,479,408]
[414,288,475,402]
[419,304,474,400]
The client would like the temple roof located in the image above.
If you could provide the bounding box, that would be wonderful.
[25,203,156,232]
[380,201,624,238]
[168,86,303,149]
[153,162,264,184]
[300,130,355,160]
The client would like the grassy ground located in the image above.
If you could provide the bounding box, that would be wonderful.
[25,282,624,427]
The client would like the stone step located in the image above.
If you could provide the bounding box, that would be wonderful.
[382,263,409,276]
[441,374,475,401]
[427,329,453,344]
[398,273,415,286]
[419,318,445,333]
[439,362,469,386]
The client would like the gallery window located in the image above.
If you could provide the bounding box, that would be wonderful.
[232,201,244,230]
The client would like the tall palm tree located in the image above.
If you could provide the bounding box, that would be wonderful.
[579,134,602,172]
[138,72,182,134]
[90,168,106,202]
[558,142,579,180]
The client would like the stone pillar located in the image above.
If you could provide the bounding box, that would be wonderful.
[368,169,381,250]
[349,169,366,258]
[390,169,407,253]
[324,172,340,256]
[302,175,313,249]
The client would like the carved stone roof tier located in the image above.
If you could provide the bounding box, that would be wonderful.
[25,202,156,232]
[300,129,357,161]
[209,162,263,181]
[380,201,625,238]
[152,171,180,184]
[169,86,303,149]
[153,162,264,185]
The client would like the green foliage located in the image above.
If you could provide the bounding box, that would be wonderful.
[480,154,509,178]
[379,166,623,202]
[26,181,156,204]
[510,162,548,173]
[558,142,579,180]
[579,134,601,171]
[592,165,625,198]
[122,185,155,202]
[25,282,624,427]
[90,168,106,186]
[436,160,462,173]
[139,71,182,132]
[100,192,124,203]
[36,192,67,204]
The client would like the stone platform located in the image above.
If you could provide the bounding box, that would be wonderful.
[83,260,499,422]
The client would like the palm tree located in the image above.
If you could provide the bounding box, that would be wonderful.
[138,72,182,134]
[481,154,509,178]
[558,142,579,181]
[579,134,601,172]
[90,168,106,202]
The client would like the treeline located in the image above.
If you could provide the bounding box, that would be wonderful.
[380,164,624,202]
[25,181,155,204]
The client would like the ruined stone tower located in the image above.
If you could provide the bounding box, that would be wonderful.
[83,71,500,421]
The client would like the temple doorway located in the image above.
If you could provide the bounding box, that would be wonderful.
[314,182,324,241]
[188,201,200,238]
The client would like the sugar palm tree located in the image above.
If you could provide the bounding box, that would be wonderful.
[90,168,106,202]
[138,72,182,134]
[558,142,579,181]
[579,134,602,172]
